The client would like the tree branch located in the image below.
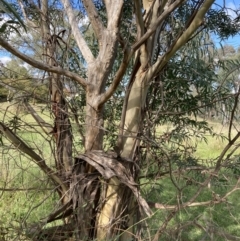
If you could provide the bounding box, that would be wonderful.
[152,177,240,240]
[151,0,215,76]
[132,0,185,51]
[0,37,88,88]
[134,0,145,40]
[103,0,123,29]
[24,101,53,134]
[0,122,67,194]
[61,0,94,64]
[98,48,131,106]
[149,199,226,210]
[18,0,38,28]
[0,187,53,191]
[150,177,240,210]
[103,0,111,16]
[82,0,104,42]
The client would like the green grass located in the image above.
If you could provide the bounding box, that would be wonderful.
[141,119,240,240]
[1,102,240,240]
[0,102,57,239]
[142,170,240,240]
[194,121,239,159]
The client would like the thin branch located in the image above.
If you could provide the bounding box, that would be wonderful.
[152,178,240,240]
[43,201,72,223]
[216,64,240,92]
[215,131,240,172]
[228,86,240,141]
[151,0,215,76]
[72,110,85,146]
[149,199,226,210]
[61,0,94,64]
[24,101,53,134]
[0,122,67,194]
[18,0,38,28]
[0,187,53,191]
[134,0,145,40]
[0,37,88,88]
[98,48,131,106]
[150,177,240,210]
[132,0,185,51]
[153,208,178,241]
[82,0,104,41]
[147,0,166,64]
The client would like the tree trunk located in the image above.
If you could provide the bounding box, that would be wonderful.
[85,94,104,151]
[40,0,73,212]
[96,68,149,240]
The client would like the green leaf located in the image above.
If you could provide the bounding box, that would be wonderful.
[0,0,26,32]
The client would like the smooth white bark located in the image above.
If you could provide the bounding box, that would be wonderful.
[61,0,94,64]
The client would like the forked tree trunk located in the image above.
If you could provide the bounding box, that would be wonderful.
[93,0,215,238]
[0,0,215,240]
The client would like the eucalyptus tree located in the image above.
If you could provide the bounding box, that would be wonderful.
[0,0,239,240]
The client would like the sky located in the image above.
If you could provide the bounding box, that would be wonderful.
[212,0,240,49]
[0,0,240,65]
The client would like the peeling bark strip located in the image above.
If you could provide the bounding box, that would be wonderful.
[76,150,152,217]
[33,151,146,239]
[40,0,73,182]
[70,158,100,239]
[51,89,73,175]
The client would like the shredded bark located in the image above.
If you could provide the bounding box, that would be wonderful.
[27,150,152,240]
[77,150,152,217]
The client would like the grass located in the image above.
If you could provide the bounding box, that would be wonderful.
[0,102,57,240]
[194,121,238,159]
[0,102,240,240]
[147,178,240,240]
[141,119,240,240]
[141,164,240,240]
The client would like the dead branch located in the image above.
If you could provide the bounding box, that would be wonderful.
[0,122,67,193]
[0,37,88,88]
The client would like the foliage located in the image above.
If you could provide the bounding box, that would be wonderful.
[0,0,26,34]
[0,59,48,103]
[207,8,240,39]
